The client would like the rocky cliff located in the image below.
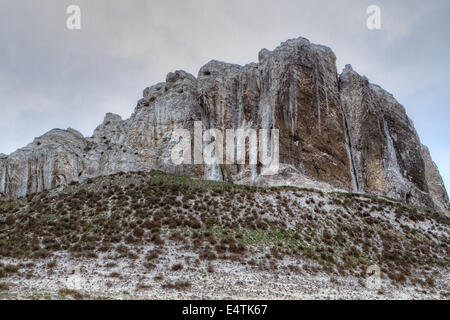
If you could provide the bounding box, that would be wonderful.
[0,37,448,213]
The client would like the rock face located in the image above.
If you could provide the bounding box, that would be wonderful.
[0,37,448,213]
[421,145,449,213]
[197,39,351,189]
[338,65,444,210]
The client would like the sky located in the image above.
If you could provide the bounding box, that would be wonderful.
[0,0,449,192]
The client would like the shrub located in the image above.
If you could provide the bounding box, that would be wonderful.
[154,274,164,281]
[425,276,435,287]
[109,272,121,278]
[171,263,183,271]
[0,282,9,291]
[58,288,84,300]
[34,249,52,259]
[145,251,159,261]
[161,280,191,290]
[133,227,145,237]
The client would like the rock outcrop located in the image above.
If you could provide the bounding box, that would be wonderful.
[197,38,351,189]
[339,65,441,209]
[0,37,448,213]
[421,145,449,213]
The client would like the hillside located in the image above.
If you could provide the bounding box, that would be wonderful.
[0,170,448,299]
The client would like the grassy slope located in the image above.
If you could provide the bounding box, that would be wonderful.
[0,170,448,299]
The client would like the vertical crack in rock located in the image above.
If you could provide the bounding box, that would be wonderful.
[382,116,405,185]
[288,71,299,135]
[340,101,359,193]
[314,55,322,136]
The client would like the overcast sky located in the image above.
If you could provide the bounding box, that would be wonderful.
[1,0,449,192]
